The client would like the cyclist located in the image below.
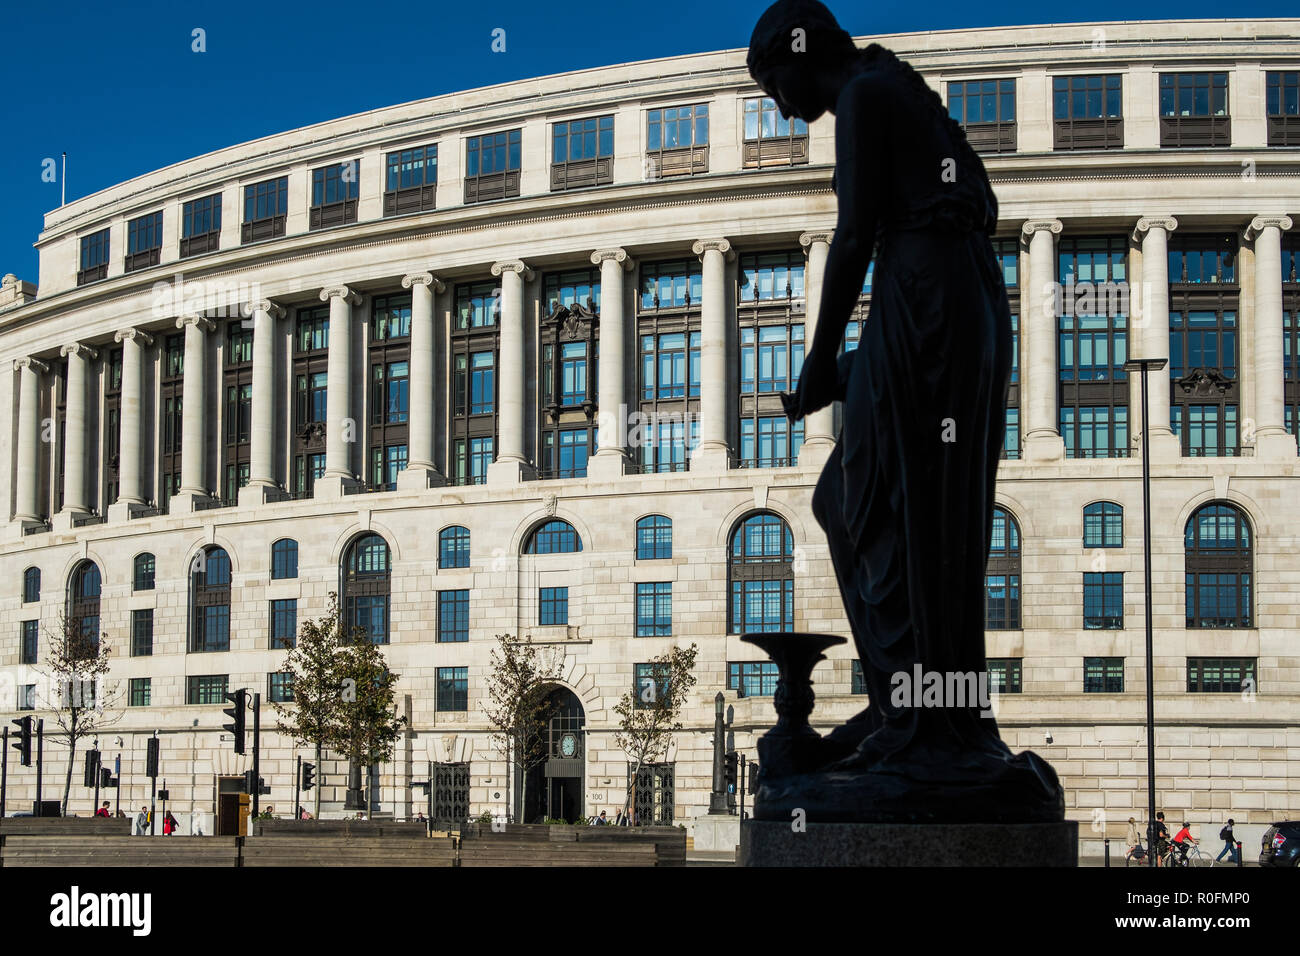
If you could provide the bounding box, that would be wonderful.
[1170,820,1198,866]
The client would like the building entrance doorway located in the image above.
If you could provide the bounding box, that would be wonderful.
[521,685,585,823]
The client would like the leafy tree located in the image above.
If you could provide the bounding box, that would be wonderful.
[613,643,698,825]
[34,613,123,816]
[331,613,407,815]
[272,594,345,818]
[482,633,565,824]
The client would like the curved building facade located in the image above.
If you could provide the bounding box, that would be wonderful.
[1,19,1298,843]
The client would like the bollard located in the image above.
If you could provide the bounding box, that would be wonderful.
[1104,837,1110,867]
[1236,841,1242,867]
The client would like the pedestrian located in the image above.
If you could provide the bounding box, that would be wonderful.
[95,801,111,818]
[1216,819,1239,864]
[299,807,313,820]
[135,806,149,836]
[1125,817,1146,864]
[163,811,178,835]
[416,811,426,823]
[596,810,608,825]
[1150,811,1170,866]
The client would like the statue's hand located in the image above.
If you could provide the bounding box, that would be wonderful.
[783,347,840,421]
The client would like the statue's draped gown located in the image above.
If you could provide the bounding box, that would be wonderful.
[812,48,1019,773]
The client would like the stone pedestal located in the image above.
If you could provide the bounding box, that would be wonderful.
[692,813,741,854]
[739,819,1078,867]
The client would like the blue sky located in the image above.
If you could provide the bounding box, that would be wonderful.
[1,0,1294,280]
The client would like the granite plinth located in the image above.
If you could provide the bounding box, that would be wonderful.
[738,819,1078,867]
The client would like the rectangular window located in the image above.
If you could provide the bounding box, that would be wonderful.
[465,129,522,203]
[1187,657,1257,693]
[125,211,163,272]
[1266,71,1300,146]
[986,658,1023,694]
[741,324,804,392]
[1083,657,1124,693]
[948,78,1017,152]
[78,228,110,285]
[310,160,360,229]
[539,586,569,626]
[186,674,229,705]
[129,678,151,707]
[131,609,154,657]
[270,599,297,649]
[436,667,468,712]
[242,176,288,242]
[18,684,36,710]
[181,193,222,257]
[635,582,672,637]
[646,103,709,177]
[453,436,494,486]
[437,590,470,643]
[193,605,230,653]
[739,416,803,468]
[1052,74,1123,149]
[1083,572,1124,629]
[742,97,809,167]
[851,660,868,695]
[268,672,295,703]
[20,620,38,664]
[727,661,779,698]
[636,521,672,560]
[384,144,438,215]
[633,662,673,710]
[730,579,794,633]
[1159,72,1230,147]
[984,574,1021,629]
[551,115,614,190]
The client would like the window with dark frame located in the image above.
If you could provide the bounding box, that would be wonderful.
[729,512,794,634]
[948,78,1017,153]
[1052,74,1123,149]
[1083,572,1124,629]
[438,590,469,643]
[539,586,569,626]
[637,259,703,472]
[1185,502,1253,629]
[728,661,779,698]
[186,674,228,705]
[129,678,151,707]
[103,346,122,506]
[268,672,295,703]
[851,660,867,695]
[23,567,40,603]
[539,270,600,478]
[270,599,297,649]
[452,282,500,485]
[1083,657,1124,693]
[67,561,102,653]
[181,192,222,257]
[525,520,582,555]
[190,547,231,652]
[384,144,438,216]
[1083,502,1124,548]
[18,685,36,710]
[125,211,163,273]
[635,515,672,560]
[738,251,805,468]
[131,609,153,657]
[1187,657,1257,693]
[436,667,468,712]
[1159,72,1231,147]
[160,333,185,508]
[310,159,360,229]
[342,534,391,644]
[224,321,253,503]
[464,129,522,203]
[992,238,1020,460]
[271,539,299,579]
[439,526,471,569]
[293,307,330,497]
[633,662,672,710]
[20,620,38,665]
[984,508,1021,629]
[742,96,809,167]
[369,293,411,491]
[242,175,288,243]
[78,228,110,285]
[987,658,1023,694]
[551,115,614,190]
[1266,72,1300,146]
[635,582,672,637]
[646,103,709,177]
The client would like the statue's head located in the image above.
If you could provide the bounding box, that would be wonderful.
[747,0,861,123]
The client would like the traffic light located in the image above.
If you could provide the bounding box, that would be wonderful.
[724,751,738,794]
[222,688,247,754]
[146,737,160,778]
[83,749,101,787]
[243,770,268,795]
[300,762,315,792]
[748,761,761,794]
[11,716,32,767]
[99,767,114,789]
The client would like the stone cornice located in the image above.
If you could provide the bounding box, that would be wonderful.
[1245,214,1294,240]
[491,260,534,281]
[59,342,98,361]
[401,272,446,293]
[319,286,363,306]
[113,328,154,346]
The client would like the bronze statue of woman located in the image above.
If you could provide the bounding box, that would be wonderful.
[747,0,1063,822]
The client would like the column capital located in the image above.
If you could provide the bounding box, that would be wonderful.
[491,260,534,281]
[13,356,49,374]
[1132,216,1178,241]
[59,342,98,361]
[1245,214,1294,241]
[114,328,154,346]
[692,238,734,260]
[799,230,834,249]
[176,314,216,332]
[320,285,363,306]
[402,272,446,293]
[248,299,286,320]
[590,248,635,270]
[1020,219,1063,239]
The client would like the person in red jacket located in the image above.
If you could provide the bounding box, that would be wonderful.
[94,801,110,817]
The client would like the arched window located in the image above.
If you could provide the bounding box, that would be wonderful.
[342,534,391,644]
[271,538,299,579]
[190,547,232,652]
[525,520,582,555]
[985,507,1021,630]
[133,553,156,591]
[67,561,102,649]
[635,515,672,560]
[22,567,40,604]
[1082,502,1123,549]
[728,512,794,634]
[1185,502,1252,628]
[439,526,471,569]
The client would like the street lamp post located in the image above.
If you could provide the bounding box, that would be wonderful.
[708,692,729,814]
[1124,356,1167,868]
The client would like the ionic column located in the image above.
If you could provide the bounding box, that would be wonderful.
[110,328,153,516]
[321,286,362,490]
[13,357,48,524]
[798,231,836,466]
[243,299,285,501]
[1132,216,1180,460]
[58,342,97,516]
[1246,214,1296,459]
[487,259,534,485]
[691,238,734,472]
[589,248,635,479]
[1021,219,1065,461]
[398,271,447,490]
[176,314,215,502]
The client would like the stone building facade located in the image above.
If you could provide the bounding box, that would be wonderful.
[1,19,1297,847]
